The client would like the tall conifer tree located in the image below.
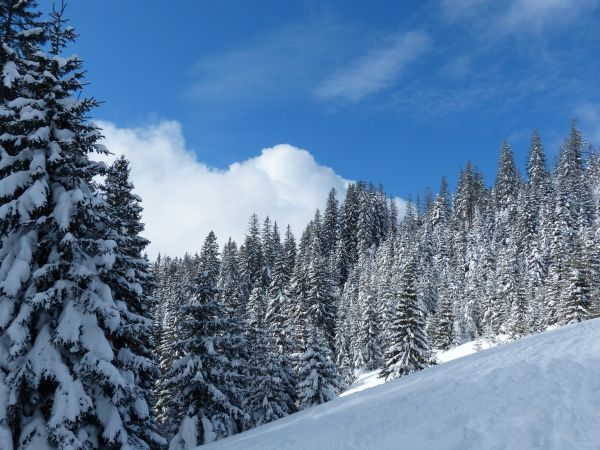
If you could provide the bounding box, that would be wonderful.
[380,261,430,380]
[166,233,244,449]
[0,3,163,447]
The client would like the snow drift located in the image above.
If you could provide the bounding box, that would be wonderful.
[202,319,600,449]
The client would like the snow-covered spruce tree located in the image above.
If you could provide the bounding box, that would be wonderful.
[452,161,488,227]
[492,234,519,335]
[583,225,600,320]
[266,243,296,358]
[335,265,359,384]
[216,238,250,405]
[416,214,436,315]
[352,251,381,373]
[333,287,354,385]
[0,4,163,448]
[373,184,391,247]
[239,214,263,301]
[296,324,342,410]
[286,226,312,354]
[396,198,418,270]
[389,197,399,236]
[166,232,244,449]
[508,277,529,339]
[493,141,522,216]
[339,182,360,282]
[520,135,551,331]
[376,236,396,346]
[101,155,163,447]
[545,184,571,328]
[380,260,431,381]
[428,286,454,351]
[154,259,187,434]
[260,217,275,289]
[457,222,481,342]
[245,283,295,428]
[545,125,592,328]
[490,143,523,335]
[282,225,297,280]
[521,132,551,257]
[0,0,44,104]
[560,245,591,325]
[356,182,375,255]
[218,238,243,321]
[305,229,337,351]
[322,188,339,259]
[0,1,44,445]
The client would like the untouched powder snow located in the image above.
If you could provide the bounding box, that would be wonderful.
[203,319,600,450]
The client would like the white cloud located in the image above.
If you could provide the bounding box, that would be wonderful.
[96,121,350,258]
[441,0,597,33]
[314,31,431,102]
[502,0,596,31]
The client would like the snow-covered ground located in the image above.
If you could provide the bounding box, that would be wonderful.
[434,333,509,364]
[202,319,600,449]
[340,334,509,398]
[339,370,385,397]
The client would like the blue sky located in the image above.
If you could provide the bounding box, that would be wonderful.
[57,0,600,195]
[37,0,600,254]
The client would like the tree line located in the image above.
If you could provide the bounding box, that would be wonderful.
[153,125,600,446]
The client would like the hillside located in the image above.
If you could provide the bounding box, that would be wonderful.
[202,319,600,450]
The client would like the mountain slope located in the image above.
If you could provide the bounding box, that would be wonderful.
[203,319,600,450]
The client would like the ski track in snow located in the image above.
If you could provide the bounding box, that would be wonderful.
[202,319,600,450]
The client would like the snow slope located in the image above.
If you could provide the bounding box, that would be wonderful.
[202,319,600,450]
[339,369,385,397]
[339,334,508,398]
[434,334,508,364]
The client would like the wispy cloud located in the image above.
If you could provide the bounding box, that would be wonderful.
[575,103,600,147]
[441,0,598,34]
[186,19,345,105]
[440,0,489,22]
[385,64,584,118]
[314,31,431,102]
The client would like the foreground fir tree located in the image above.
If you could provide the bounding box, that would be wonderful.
[166,232,244,449]
[380,262,431,381]
[0,3,162,448]
[101,155,163,446]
